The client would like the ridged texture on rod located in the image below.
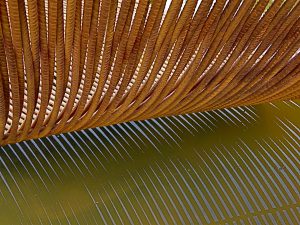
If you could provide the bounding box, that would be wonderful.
[0,0,299,145]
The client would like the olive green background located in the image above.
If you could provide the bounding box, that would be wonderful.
[0,100,299,224]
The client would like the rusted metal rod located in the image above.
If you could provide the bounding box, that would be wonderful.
[0,0,299,145]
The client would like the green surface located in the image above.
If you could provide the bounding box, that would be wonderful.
[0,100,299,224]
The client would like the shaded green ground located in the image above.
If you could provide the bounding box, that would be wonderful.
[0,100,299,224]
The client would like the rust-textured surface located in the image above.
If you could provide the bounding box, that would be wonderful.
[0,0,299,145]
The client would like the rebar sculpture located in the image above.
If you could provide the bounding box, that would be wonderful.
[0,0,299,145]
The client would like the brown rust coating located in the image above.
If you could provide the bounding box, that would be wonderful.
[0,0,299,145]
